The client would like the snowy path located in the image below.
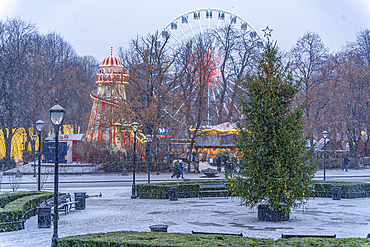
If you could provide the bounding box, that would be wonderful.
[1,185,370,247]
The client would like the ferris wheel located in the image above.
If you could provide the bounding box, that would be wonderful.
[159,8,264,126]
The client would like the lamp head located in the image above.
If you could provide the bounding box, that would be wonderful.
[146,134,152,143]
[322,130,328,139]
[131,121,139,132]
[49,99,65,127]
[361,131,369,142]
[36,120,44,132]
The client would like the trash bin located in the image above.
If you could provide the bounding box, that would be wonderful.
[37,206,51,228]
[168,186,178,201]
[74,192,86,210]
[332,185,342,200]
[149,224,169,232]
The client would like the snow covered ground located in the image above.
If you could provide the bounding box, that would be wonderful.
[1,167,370,246]
[1,188,370,247]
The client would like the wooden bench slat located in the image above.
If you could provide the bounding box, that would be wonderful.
[199,184,229,199]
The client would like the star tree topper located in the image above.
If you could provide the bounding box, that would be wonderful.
[263,26,273,37]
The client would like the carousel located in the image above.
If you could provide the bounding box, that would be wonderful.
[190,122,238,162]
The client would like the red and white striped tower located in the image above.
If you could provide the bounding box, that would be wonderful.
[85,47,131,154]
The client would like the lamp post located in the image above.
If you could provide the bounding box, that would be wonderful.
[322,130,328,181]
[49,100,65,247]
[32,135,37,177]
[146,134,152,183]
[156,139,160,175]
[131,121,139,199]
[36,120,44,191]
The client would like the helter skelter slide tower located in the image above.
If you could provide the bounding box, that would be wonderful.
[84,47,144,156]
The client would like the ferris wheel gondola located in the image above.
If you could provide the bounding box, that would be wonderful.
[159,8,264,127]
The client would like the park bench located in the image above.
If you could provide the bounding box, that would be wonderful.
[199,184,229,199]
[192,231,242,236]
[43,194,77,215]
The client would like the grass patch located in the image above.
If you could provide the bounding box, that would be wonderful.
[276,237,370,246]
[58,231,370,246]
[58,231,275,246]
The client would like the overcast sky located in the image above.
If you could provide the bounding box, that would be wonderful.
[0,0,369,62]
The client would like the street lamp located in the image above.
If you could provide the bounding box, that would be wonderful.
[131,121,139,199]
[49,100,65,247]
[32,135,37,177]
[36,120,44,191]
[322,130,328,181]
[146,134,152,183]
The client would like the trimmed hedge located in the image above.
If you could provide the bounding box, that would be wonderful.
[312,181,370,199]
[137,180,370,200]
[0,191,43,208]
[137,180,230,199]
[58,231,370,246]
[0,157,16,171]
[0,192,53,232]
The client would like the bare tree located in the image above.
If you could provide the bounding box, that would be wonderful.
[326,30,370,167]
[174,35,216,166]
[0,19,98,162]
[64,55,98,134]
[351,29,370,67]
[118,32,180,167]
[287,32,333,143]
[212,25,261,123]
[0,18,37,160]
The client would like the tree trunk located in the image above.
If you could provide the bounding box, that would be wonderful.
[3,128,14,160]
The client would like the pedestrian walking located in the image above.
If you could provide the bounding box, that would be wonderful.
[202,151,208,162]
[171,161,179,178]
[179,161,183,178]
[217,156,221,172]
[343,154,350,172]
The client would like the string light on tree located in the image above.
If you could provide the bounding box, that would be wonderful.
[232,40,315,221]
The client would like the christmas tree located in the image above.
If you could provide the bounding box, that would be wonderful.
[232,41,315,214]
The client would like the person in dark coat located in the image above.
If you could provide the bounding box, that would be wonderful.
[342,154,350,172]
[217,156,221,172]
[171,161,179,178]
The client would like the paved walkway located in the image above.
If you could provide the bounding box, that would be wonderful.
[1,168,370,246]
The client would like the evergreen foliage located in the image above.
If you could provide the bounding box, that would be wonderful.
[0,157,16,171]
[232,41,315,213]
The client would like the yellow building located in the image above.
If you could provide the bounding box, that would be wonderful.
[0,125,74,162]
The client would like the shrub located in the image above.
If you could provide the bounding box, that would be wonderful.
[137,180,230,199]
[0,192,53,232]
[0,191,42,208]
[311,181,370,198]
[0,157,16,171]
[137,180,370,200]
